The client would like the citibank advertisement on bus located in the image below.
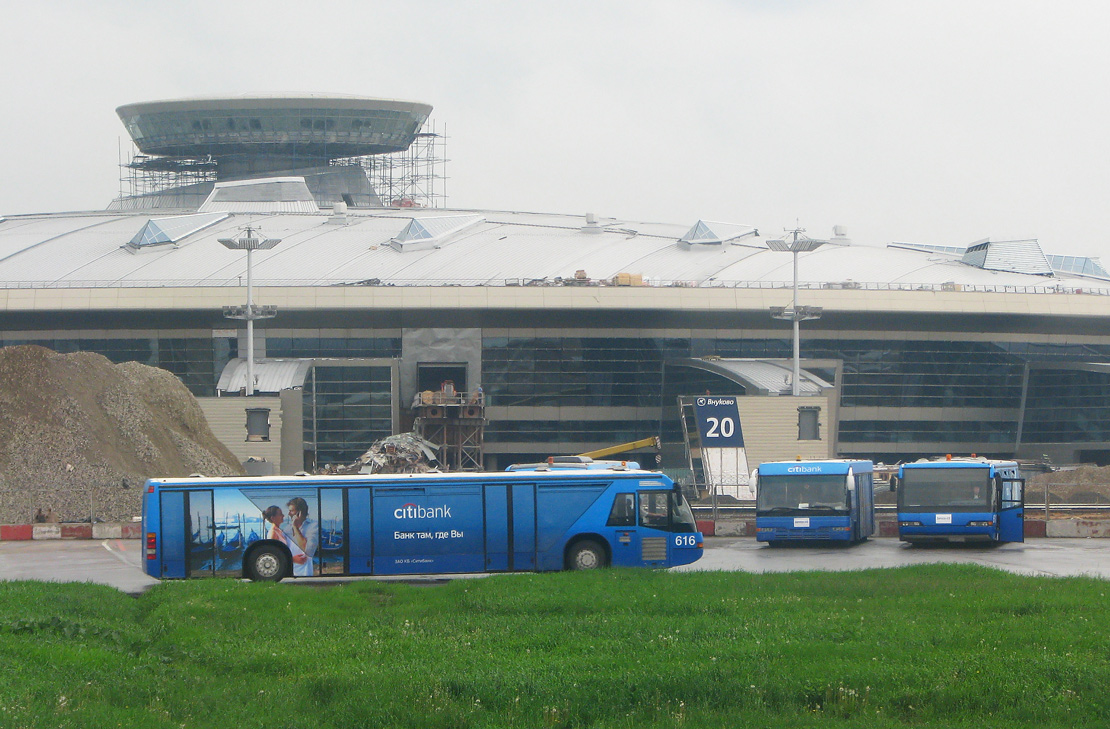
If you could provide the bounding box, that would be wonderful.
[371,486,485,575]
[187,487,345,578]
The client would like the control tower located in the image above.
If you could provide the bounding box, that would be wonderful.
[113,95,436,210]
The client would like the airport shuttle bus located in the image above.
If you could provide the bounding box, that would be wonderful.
[754,460,875,544]
[896,457,1024,544]
[142,469,704,581]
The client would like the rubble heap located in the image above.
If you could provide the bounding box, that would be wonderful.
[336,431,441,474]
[1029,466,1110,504]
[0,345,244,523]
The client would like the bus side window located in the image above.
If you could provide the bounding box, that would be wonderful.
[606,493,635,527]
[639,491,670,530]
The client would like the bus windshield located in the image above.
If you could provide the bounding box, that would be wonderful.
[757,474,849,513]
[900,468,991,512]
[671,491,697,531]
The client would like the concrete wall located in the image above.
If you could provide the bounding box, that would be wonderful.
[197,396,286,474]
[737,395,833,468]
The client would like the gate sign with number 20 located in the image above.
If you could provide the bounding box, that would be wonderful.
[694,396,744,447]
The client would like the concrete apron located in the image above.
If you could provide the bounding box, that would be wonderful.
[701,516,1110,539]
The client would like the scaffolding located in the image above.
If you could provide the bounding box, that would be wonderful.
[116,120,448,208]
[120,154,217,200]
[412,387,484,471]
[349,120,448,209]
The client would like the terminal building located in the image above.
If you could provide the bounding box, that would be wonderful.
[1,95,1109,478]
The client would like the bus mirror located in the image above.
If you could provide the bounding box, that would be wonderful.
[889,476,898,493]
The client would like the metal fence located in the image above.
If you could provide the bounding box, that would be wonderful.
[0,486,141,525]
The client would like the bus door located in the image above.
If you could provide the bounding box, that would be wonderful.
[485,483,537,572]
[347,488,373,575]
[998,476,1025,542]
[604,492,641,566]
[636,490,673,566]
[158,490,187,578]
[184,490,215,578]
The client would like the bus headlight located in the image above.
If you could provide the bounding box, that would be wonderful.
[899,521,921,527]
[968,521,994,527]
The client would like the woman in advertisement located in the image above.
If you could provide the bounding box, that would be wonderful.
[262,505,310,576]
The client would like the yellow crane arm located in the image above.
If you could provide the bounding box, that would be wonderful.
[578,437,660,460]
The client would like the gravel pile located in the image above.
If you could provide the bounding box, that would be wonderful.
[1029,466,1110,504]
[0,345,244,523]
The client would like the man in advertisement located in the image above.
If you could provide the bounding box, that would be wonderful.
[285,497,319,577]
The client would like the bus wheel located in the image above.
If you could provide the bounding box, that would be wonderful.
[567,539,607,570]
[246,545,288,582]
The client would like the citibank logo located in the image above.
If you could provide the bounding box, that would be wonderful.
[394,503,452,520]
[787,466,822,473]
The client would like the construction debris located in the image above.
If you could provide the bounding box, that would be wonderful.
[340,431,441,474]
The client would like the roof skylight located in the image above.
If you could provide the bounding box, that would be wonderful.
[678,220,758,246]
[961,239,1053,276]
[127,212,229,250]
[390,214,485,252]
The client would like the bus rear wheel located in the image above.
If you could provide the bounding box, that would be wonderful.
[567,539,607,570]
[246,545,289,582]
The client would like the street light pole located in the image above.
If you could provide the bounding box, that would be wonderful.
[768,228,825,396]
[219,225,281,396]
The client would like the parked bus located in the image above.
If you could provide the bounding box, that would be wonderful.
[754,460,875,544]
[142,469,704,581]
[895,456,1024,544]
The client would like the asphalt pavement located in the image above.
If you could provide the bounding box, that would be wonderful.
[1,537,1107,595]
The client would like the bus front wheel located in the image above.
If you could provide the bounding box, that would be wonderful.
[567,539,607,570]
[246,545,289,582]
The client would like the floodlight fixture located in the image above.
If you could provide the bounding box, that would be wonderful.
[767,227,827,396]
[220,225,282,396]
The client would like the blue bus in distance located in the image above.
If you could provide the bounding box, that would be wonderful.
[896,457,1024,544]
[754,460,875,544]
[142,469,704,581]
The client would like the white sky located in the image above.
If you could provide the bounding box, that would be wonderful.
[3,0,1110,258]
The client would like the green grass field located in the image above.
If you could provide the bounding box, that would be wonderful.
[1,565,1107,728]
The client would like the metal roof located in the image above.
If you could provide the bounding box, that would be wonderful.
[0,203,1106,292]
[217,358,313,394]
[674,358,831,396]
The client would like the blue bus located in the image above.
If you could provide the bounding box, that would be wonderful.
[754,460,875,544]
[142,469,704,581]
[896,457,1025,544]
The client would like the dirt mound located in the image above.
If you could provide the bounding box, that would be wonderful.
[0,345,244,523]
[1028,466,1110,504]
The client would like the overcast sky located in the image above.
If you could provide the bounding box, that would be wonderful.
[3,1,1110,258]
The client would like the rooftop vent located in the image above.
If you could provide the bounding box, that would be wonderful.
[961,238,1053,276]
[327,200,349,225]
[126,212,229,251]
[678,220,758,247]
[198,177,319,214]
[581,212,605,234]
[829,225,852,246]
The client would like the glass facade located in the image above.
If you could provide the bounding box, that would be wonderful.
[1023,369,1110,443]
[838,420,1017,445]
[11,328,1110,467]
[481,334,1110,456]
[121,104,430,158]
[481,337,667,408]
[304,365,394,469]
[266,336,401,359]
[0,336,233,396]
